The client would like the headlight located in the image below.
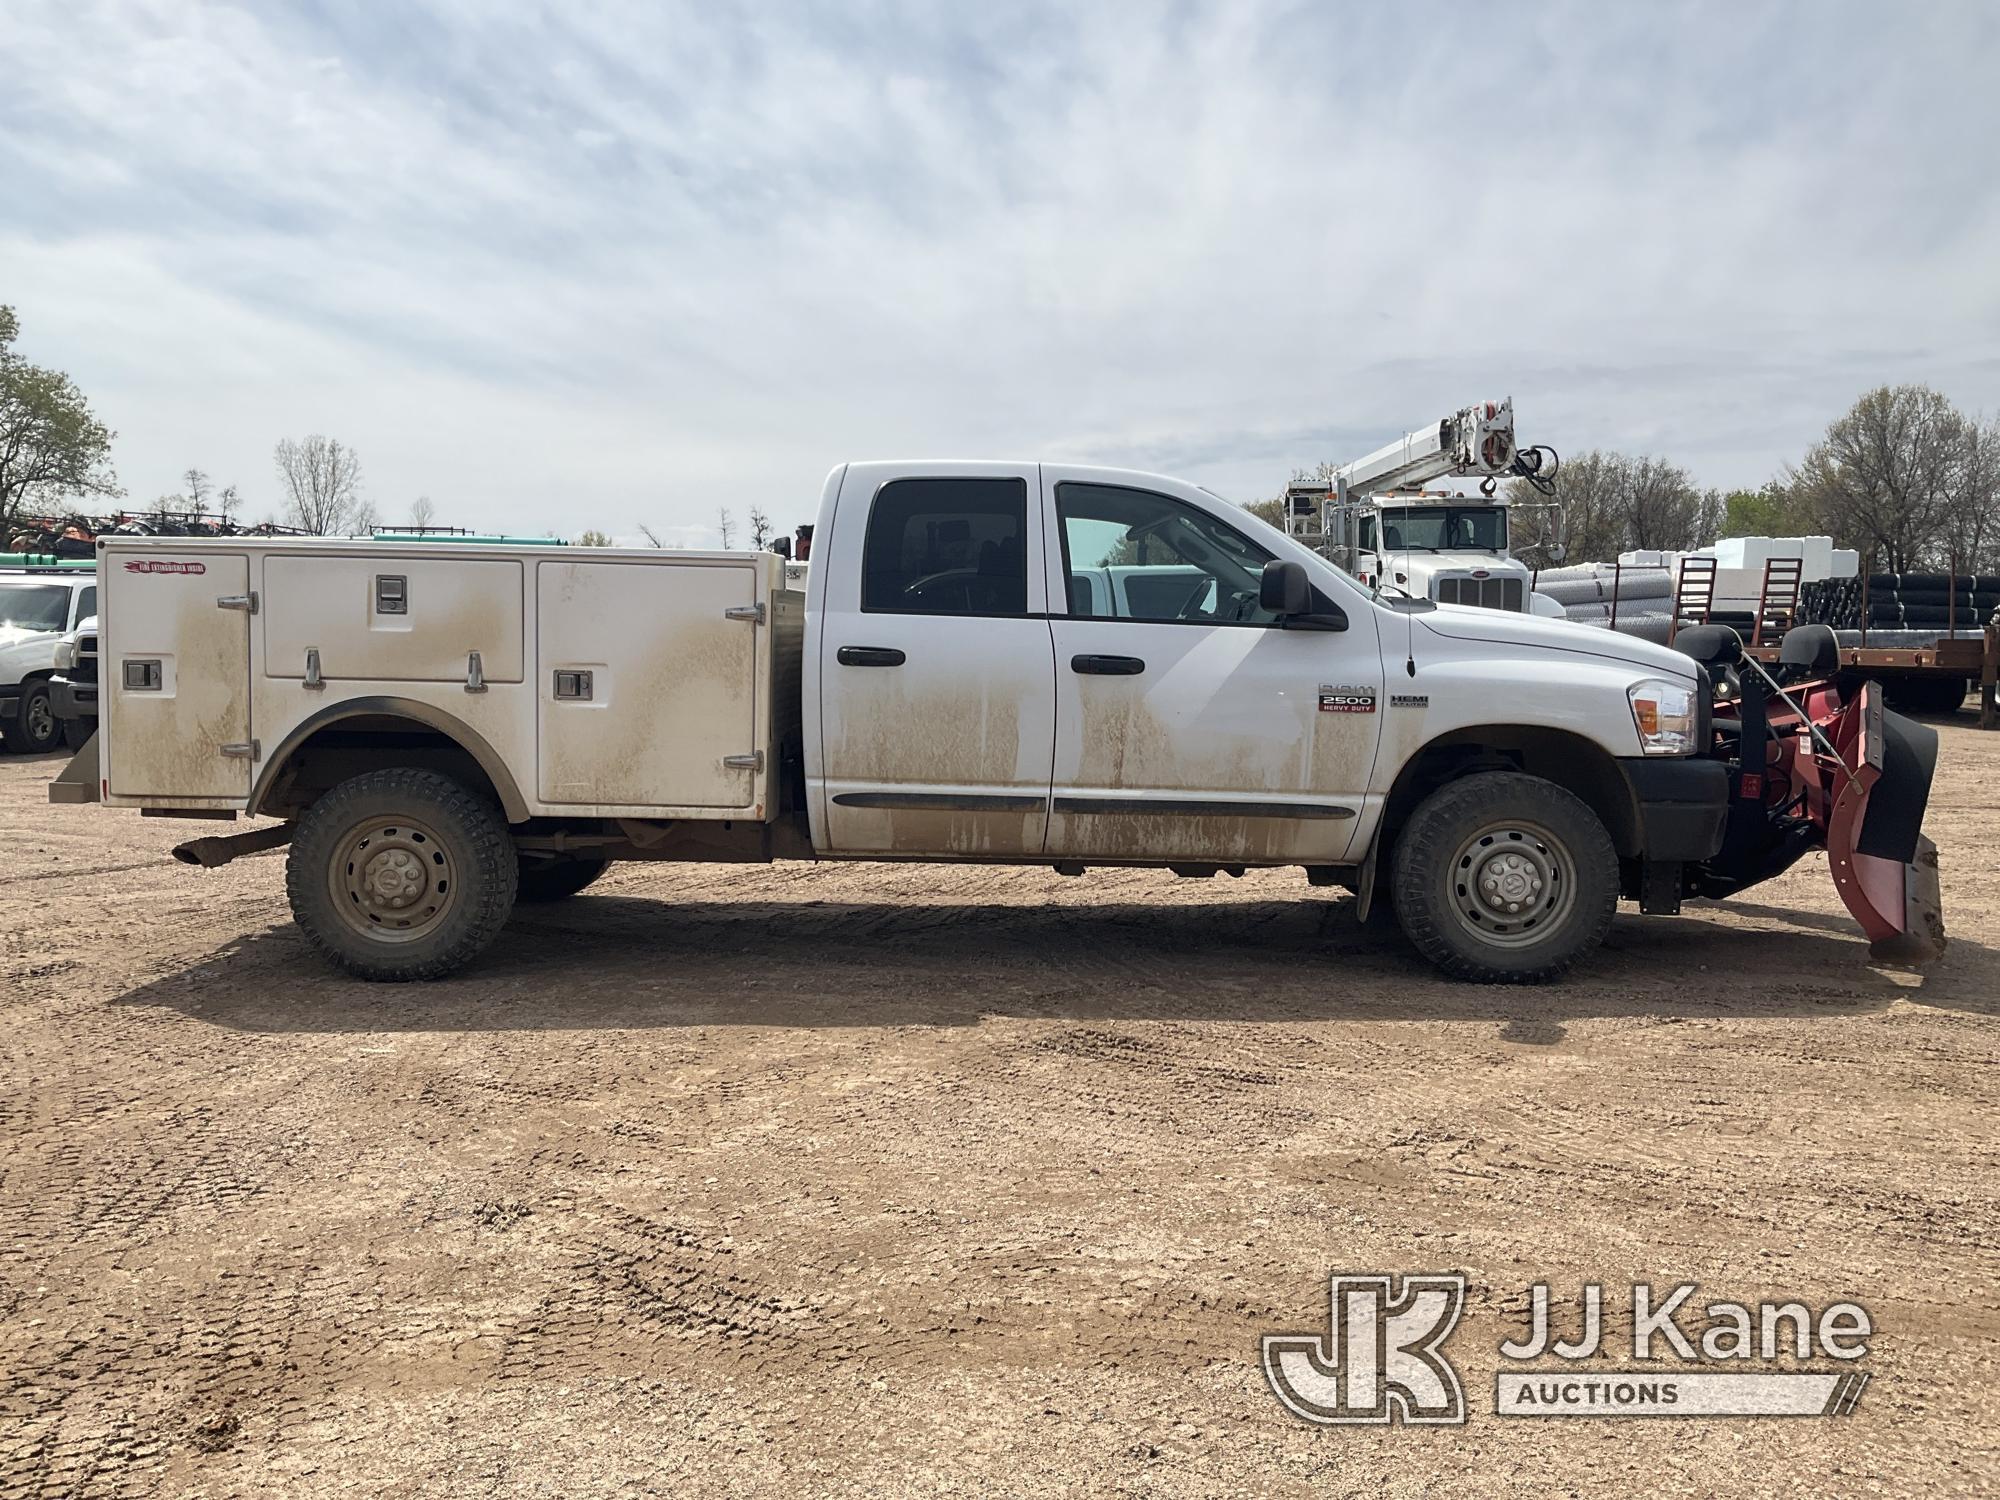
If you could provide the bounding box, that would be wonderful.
[52,639,78,669]
[1628,678,1696,755]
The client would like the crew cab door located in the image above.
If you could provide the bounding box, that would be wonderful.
[1043,473,1383,865]
[815,465,1056,856]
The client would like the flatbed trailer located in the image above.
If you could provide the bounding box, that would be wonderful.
[1741,628,2000,724]
[1670,547,2000,724]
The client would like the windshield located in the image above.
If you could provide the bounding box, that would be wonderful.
[0,584,71,633]
[1376,506,1507,552]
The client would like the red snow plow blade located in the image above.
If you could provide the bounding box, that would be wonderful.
[1817,682,1947,963]
[1684,620,1945,965]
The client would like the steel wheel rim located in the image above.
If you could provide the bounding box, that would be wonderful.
[329,814,458,944]
[1445,819,1577,950]
[25,693,54,742]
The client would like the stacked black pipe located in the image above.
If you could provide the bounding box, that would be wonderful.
[1800,574,2000,631]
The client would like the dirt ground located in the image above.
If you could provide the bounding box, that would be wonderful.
[1,726,1995,1499]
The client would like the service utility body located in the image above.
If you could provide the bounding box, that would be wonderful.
[51,453,1944,983]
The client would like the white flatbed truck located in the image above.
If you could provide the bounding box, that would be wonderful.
[55,457,1938,982]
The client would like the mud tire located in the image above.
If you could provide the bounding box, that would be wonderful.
[1391,771,1618,983]
[287,768,517,981]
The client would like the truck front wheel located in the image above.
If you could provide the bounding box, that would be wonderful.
[287,768,518,981]
[3,681,60,754]
[1390,771,1617,983]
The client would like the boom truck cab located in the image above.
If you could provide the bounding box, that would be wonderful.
[51,453,1943,983]
[1287,398,1559,613]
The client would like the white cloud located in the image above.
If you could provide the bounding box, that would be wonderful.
[4,0,1997,536]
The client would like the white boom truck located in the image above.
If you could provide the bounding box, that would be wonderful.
[51,457,1943,983]
[1286,399,1559,612]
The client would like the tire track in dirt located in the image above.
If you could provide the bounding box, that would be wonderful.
[2,727,1997,1497]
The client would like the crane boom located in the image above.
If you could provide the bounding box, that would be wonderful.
[1335,398,1518,497]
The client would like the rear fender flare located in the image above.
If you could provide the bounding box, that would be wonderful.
[249,696,531,823]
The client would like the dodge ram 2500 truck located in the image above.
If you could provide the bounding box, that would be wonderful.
[49,459,1941,982]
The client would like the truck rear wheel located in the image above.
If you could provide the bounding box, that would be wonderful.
[516,855,609,902]
[287,768,518,981]
[1390,771,1617,983]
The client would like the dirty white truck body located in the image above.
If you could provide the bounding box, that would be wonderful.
[59,460,1733,983]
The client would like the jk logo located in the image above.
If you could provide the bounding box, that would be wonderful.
[1262,1273,1468,1425]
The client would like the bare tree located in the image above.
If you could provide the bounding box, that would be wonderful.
[274,435,368,535]
[716,506,736,549]
[1945,416,2000,570]
[216,482,241,520]
[182,467,212,511]
[636,523,679,549]
[748,506,772,549]
[1784,385,2000,572]
[1505,451,1717,562]
[1788,387,1959,572]
[409,494,436,530]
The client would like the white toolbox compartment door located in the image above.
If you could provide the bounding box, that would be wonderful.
[263,556,523,683]
[536,559,759,808]
[105,553,254,798]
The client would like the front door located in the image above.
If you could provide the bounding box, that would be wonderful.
[816,467,1057,856]
[1044,475,1383,865]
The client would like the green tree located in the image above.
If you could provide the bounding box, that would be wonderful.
[576,528,613,546]
[1718,482,1807,538]
[0,304,120,535]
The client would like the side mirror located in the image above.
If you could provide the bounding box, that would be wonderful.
[1548,543,1567,563]
[1260,559,1311,615]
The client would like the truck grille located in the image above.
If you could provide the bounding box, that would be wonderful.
[1435,576,1523,611]
[75,633,98,684]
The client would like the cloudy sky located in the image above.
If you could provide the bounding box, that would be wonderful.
[5,1,1998,544]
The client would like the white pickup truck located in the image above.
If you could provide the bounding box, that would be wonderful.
[54,458,1944,983]
[2,568,99,753]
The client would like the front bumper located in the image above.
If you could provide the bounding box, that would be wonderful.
[51,675,97,722]
[1619,756,1729,862]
